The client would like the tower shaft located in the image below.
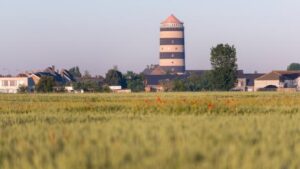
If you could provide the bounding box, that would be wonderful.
[159,15,185,74]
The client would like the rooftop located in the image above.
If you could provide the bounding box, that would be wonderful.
[256,71,300,81]
[161,14,183,24]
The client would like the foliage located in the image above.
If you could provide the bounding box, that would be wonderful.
[185,71,213,91]
[1,93,300,169]
[160,72,214,92]
[83,70,92,78]
[210,44,238,91]
[72,80,103,92]
[172,79,186,91]
[159,79,175,92]
[287,63,300,71]
[35,76,55,93]
[69,66,82,78]
[17,85,29,93]
[124,71,145,92]
[105,69,127,88]
[102,85,112,93]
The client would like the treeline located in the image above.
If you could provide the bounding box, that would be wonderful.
[15,44,238,93]
[21,43,239,93]
[32,67,145,93]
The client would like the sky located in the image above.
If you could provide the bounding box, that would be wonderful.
[0,0,300,76]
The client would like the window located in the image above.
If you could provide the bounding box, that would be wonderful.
[171,54,174,58]
[2,80,8,87]
[171,40,175,44]
[10,80,17,86]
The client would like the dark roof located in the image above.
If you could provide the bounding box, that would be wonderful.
[61,69,76,82]
[244,73,265,86]
[186,70,246,79]
[34,72,64,82]
[144,70,250,86]
[144,75,188,85]
[256,71,300,81]
[33,69,76,84]
[186,70,209,76]
[236,70,245,78]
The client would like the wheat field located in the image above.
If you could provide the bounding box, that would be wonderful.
[1,92,300,169]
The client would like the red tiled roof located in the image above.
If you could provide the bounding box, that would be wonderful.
[161,14,183,24]
[150,66,167,75]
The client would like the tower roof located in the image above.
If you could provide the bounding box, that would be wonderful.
[161,14,183,24]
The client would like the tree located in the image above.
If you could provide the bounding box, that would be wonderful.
[36,76,55,93]
[18,85,29,93]
[73,80,103,92]
[159,79,175,92]
[210,44,238,91]
[83,70,92,78]
[287,63,300,71]
[124,71,145,92]
[186,71,213,91]
[172,79,186,91]
[105,69,127,88]
[69,66,82,78]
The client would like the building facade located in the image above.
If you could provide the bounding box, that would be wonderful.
[0,77,35,93]
[159,15,185,74]
[254,71,300,91]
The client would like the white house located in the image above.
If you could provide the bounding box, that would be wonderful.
[254,71,300,91]
[0,77,35,93]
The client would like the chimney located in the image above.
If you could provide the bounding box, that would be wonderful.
[52,65,55,71]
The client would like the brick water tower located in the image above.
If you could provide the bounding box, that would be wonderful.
[159,15,185,74]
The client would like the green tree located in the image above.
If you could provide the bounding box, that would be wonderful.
[172,79,186,91]
[159,78,187,92]
[83,70,92,78]
[159,80,174,92]
[124,71,145,92]
[287,63,300,71]
[73,80,102,92]
[69,66,82,78]
[210,44,238,91]
[18,85,29,93]
[186,71,213,91]
[105,69,127,88]
[36,76,55,93]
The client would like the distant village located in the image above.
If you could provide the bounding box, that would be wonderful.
[1,15,300,94]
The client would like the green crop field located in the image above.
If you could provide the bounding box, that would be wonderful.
[1,92,300,169]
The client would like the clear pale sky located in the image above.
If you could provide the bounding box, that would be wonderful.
[1,0,300,76]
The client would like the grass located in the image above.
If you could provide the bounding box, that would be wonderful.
[1,92,300,169]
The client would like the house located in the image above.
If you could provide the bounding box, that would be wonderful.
[234,71,265,91]
[109,86,122,91]
[254,71,300,91]
[0,77,35,93]
[28,66,76,86]
[109,86,131,93]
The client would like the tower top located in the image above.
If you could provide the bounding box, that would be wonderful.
[161,14,183,24]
